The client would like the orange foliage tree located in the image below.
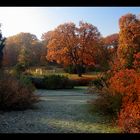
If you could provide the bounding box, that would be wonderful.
[3,32,44,67]
[133,52,140,71]
[117,13,140,69]
[104,33,119,62]
[109,69,140,133]
[45,21,105,76]
[107,13,140,133]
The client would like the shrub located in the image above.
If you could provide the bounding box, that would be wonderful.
[64,65,76,74]
[12,63,26,78]
[72,78,93,86]
[88,67,101,72]
[118,102,140,133]
[88,72,123,123]
[109,69,138,96]
[19,75,36,92]
[64,65,86,74]
[88,84,123,118]
[30,77,45,89]
[90,78,104,90]
[43,75,74,89]
[31,74,94,88]
[133,52,140,71]
[88,69,140,132]
[88,72,110,92]
[109,69,140,133]
[31,74,74,89]
[0,73,39,110]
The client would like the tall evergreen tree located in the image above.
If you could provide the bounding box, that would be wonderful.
[0,25,6,68]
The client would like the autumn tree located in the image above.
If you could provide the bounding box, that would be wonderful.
[77,21,105,71]
[45,21,102,76]
[133,52,140,71]
[104,33,119,60]
[14,32,38,67]
[117,13,140,69]
[101,33,119,71]
[41,31,53,65]
[108,13,140,133]
[3,32,44,67]
[46,22,80,75]
[104,33,118,49]
[3,36,19,66]
[33,41,46,66]
[42,31,53,44]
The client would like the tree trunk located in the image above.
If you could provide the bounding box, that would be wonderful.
[0,52,3,69]
[75,64,82,77]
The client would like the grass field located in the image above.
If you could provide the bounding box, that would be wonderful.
[26,67,101,81]
[36,87,121,133]
[0,87,121,133]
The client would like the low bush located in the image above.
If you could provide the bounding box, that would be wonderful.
[118,102,140,133]
[87,67,102,72]
[89,69,140,133]
[89,85,123,118]
[43,75,73,89]
[90,78,104,90]
[64,65,86,74]
[13,63,26,75]
[30,74,74,89]
[88,73,123,124]
[19,75,36,92]
[109,69,140,133]
[71,77,95,86]
[30,77,45,89]
[87,73,109,93]
[0,73,39,110]
[64,65,76,74]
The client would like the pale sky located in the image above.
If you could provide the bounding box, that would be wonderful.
[0,7,140,40]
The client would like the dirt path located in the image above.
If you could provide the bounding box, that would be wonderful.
[0,87,120,133]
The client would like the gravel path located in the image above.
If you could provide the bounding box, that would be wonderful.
[0,87,120,133]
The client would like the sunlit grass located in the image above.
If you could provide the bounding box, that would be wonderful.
[25,67,100,80]
[38,98,121,133]
[40,118,121,133]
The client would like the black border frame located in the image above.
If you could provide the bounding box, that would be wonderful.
[0,0,139,6]
[0,0,140,139]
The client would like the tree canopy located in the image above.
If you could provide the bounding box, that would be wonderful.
[44,21,107,76]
